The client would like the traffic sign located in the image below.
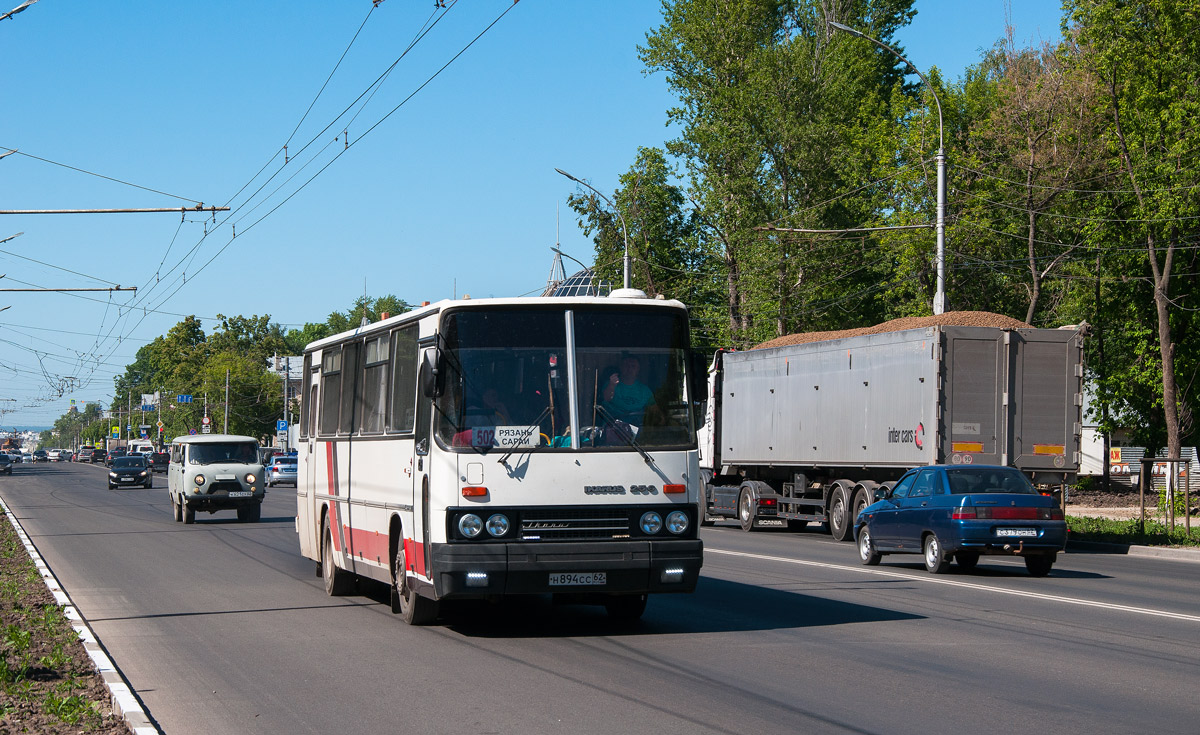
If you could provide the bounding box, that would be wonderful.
[156,420,164,429]
[201,424,211,434]
[276,420,288,432]
[177,394,193,404]
[201,416,211,425]
[111,427,119,439]
[189,429,197,435]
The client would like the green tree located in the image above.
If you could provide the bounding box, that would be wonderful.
[1064,0,1200,455]
[639,0,916,347]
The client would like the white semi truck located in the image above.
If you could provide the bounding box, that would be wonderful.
[698,322,1085,540]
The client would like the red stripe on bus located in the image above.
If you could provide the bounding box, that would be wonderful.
[348,528,390,564]
[403,537,426,578]
[325,442,340,553]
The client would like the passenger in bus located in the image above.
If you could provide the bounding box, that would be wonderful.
[602,353,656,426]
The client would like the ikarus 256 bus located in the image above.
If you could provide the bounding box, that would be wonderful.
[295,293,704,624]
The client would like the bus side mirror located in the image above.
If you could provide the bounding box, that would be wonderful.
[420,348,443,398]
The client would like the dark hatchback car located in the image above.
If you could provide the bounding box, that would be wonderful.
[108,456,152,489]
[854,465,1066,577]
[0,453,11,475]
[147,452,170,473]
[106,446,128,466]
[90,448,107,464]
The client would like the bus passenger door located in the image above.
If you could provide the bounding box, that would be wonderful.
[304,367,321,557]
[413,345,435,583]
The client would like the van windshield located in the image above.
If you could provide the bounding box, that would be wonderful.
[188,442,259,465]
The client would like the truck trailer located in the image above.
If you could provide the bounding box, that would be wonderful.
[698,322,1085,540]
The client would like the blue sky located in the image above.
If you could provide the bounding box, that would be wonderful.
[0,0,1063,427]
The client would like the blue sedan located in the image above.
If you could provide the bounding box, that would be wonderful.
[854,465,1066,576]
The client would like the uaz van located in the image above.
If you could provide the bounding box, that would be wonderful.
[168,434,265,523]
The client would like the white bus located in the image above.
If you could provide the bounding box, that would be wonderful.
[296,294,704,624]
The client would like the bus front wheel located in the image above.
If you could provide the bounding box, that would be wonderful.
[392,541,438,625]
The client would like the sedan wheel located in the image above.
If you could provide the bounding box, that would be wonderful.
[923,534,951,574]
[1025,554,1054,577]
[955,552,980,571]
[857,526,882,566]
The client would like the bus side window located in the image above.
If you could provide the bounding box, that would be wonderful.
[358,335,389,434]
[388,324,418,434]
[339,342,360,435]
[320,348,342,436]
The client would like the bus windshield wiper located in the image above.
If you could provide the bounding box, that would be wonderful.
[595,404,656,466]
[497,405,552,466]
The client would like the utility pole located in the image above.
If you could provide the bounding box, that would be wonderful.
[224,369,230,434]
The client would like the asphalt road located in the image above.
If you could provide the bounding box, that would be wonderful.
[3,460,1199,735]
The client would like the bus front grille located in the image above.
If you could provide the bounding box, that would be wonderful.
[519,509,630,541]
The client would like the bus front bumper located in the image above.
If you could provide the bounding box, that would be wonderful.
[430,539,703,599]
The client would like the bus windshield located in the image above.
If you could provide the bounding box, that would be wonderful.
[436,307,694,452]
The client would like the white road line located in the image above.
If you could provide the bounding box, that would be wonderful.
[708,547,1200,623]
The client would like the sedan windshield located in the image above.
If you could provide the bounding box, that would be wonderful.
[188,442,259,465]
[112,457,147,469]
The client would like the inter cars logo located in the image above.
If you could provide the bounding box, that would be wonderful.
[888,422,926,449]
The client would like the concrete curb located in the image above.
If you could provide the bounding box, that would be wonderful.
[1,497,159,735]
[1067,539,1200,563]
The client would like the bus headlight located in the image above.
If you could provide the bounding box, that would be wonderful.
[458,514,483,538]
[486,514,510,537]
[665,510,689,535]
[640,512,662,535]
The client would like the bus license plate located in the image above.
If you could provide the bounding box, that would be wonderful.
[549,572,606,586]
[996,528,1037,537]
[229,491,252,498]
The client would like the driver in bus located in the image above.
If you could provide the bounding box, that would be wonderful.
[602,353,657,426]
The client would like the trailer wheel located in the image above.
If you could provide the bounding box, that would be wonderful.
[738,489,756,532]
[852,488,870,527]
[828,486,853,541]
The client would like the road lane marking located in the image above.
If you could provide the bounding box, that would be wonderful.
[707,547,1200,623]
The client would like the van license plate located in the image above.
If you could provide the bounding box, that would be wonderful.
[996,528,1037,537]
[549,572,606,586]
[228,491,252,498]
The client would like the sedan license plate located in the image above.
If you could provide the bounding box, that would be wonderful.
[548,572,606,586]
[228,491,252,498]
[996,527,1038,537]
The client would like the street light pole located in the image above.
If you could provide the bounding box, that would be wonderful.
[554,168,632,291]
[830,21,946,314]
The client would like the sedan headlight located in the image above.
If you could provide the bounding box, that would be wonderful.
[640,511,663,535]
[458,514,483,539]
[485,514,510,537]
[665,510,689,535]
[138,471,148,477]
[108,472,117,478]
[245,473,257,483]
